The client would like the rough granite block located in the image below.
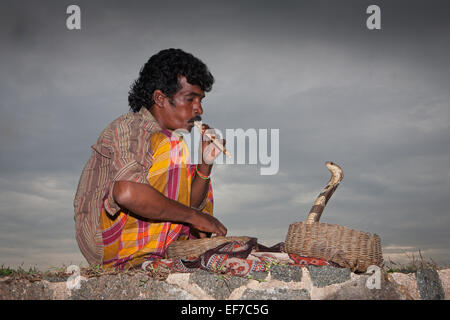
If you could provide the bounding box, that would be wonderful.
[307,265,351,287]
[69,274,195,300]
[270,265,303,282]
[0,278,54,300]
[248,271,269,281]
[416,268,445,300]
[240,288,310,300]
[325,274,413,300]
[189,270,248,300]
[146,280,197,300]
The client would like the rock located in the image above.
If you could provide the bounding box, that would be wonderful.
[189,270,248,300]
[146,281,197,300]
[70,274,138,300]
[307,266,350,287]
[437,269,450,299]
[0,278,54,300]
[270,265,303,282]
[240,288,310,300]
[416,268,445,300]
[325,273,413,300]
[42,275,70,283]
[69,273,195,300]
[248,271,269,282]
[3,267,447,300]
[389,272,420,300]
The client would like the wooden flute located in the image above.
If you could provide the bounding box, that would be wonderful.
[194,121,232,158]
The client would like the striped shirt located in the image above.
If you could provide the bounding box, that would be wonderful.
[73,107,213,267]
[101,130,213,270]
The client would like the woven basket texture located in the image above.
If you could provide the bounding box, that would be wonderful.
[285,222,383,272]
[166,236,253,259]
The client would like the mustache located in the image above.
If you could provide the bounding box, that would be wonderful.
[188,116,202,123]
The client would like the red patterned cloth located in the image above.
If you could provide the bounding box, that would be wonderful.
[141,238,335,277]
[288,254,330,267]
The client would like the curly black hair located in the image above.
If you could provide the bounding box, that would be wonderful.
[128,48,214,112]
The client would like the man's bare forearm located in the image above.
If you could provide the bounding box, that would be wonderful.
[112,180,227,236]
[190,164,212,208]
[113,180,195,224]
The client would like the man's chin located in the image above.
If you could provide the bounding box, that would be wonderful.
[187,123,195,132]
[174,126,191,134]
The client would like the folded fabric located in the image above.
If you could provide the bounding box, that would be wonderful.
[141,238,332,277]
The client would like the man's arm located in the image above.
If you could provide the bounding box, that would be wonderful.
[190,124,224,208]
[190,163,212,208]
[113,180,227,236]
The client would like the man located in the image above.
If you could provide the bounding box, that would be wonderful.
[74,49,227,270]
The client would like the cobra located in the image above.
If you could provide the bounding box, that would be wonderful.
[306,161,344,224]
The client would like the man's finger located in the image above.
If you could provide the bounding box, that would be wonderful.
[201,124,210,135]
[216,222,227,236]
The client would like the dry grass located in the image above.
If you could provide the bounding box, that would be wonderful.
[384,250,440,274]
[0,263,170,282]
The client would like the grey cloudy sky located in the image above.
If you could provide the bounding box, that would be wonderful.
[1,0,449,269]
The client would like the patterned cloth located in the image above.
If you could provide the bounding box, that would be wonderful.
[101,129,214,270]
[141,238,331,277]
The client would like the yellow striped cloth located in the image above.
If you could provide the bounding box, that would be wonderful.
[100,129,213,270]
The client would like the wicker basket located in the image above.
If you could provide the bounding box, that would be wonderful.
[284,222,382,272]
[166,236,253,259]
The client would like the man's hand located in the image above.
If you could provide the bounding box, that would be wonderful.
[190,123,226,208]
[199,123,226,165]
[188,209,227,237]
[113,181,228,236]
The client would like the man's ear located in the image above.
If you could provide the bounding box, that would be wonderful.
[153,90,166,108]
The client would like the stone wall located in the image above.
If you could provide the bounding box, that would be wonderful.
[1,266,448,300]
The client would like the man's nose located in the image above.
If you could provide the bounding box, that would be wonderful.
[193,101,203,115]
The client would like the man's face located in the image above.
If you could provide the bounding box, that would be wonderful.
[160,76,205,132]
